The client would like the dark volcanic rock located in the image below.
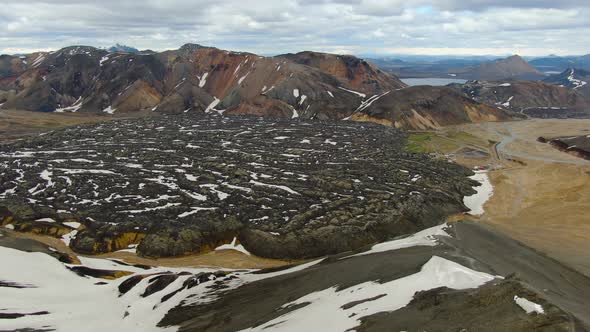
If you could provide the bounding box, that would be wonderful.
[119,275,147,295]
[143,274,180,297]
[0,115,477,259]
[545,135,590,160]
[68,265,132,279]
[522,108,590,119]
[0,311,49,319]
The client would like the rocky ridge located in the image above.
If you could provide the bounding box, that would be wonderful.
[450,80,590,118]
[348,85,512,130]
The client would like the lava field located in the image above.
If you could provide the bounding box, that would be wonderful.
[0,115,476,258]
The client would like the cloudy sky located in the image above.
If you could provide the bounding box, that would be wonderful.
[1,0,589,56]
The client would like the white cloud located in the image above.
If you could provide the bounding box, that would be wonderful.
[0,0,589,56]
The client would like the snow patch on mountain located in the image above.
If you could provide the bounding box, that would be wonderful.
[205,97,221,113]
[215,237,251,255]
[514,296,545,314]
[55,97,83,113]
[338,87,366,98]
[568,69,587,89]
[102,106,116,114]
[199,72,209,88]
[463,171,494,216]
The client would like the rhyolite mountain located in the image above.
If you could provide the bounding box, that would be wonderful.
[450,55,544,81]
[449,80,590,119]
[0,44,514,129]
[544,68,590,97]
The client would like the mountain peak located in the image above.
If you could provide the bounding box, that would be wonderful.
[107,43,139,53]
[179,43,212,52]
[454,54,543,81]
[504,54,525,62]
[55,45,104,57]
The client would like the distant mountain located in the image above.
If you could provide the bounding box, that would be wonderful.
[450,55,544,81]
[107,43,139,53]
[369,55,544,80]
[365,58,406,71]
[530,55,590,73]
[544,68,590,97]
[0,43,513,129]
[368,57,492,79]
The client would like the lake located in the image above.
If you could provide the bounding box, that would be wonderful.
[401,78,467,86]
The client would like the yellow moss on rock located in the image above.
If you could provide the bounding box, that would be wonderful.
[1,215,14,226]
[350,113,394,127]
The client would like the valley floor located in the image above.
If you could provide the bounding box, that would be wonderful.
[428,119,590,277]
[0,109,148,144]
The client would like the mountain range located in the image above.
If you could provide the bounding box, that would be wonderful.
[0,44,514,130]
[530,55,590,73]
[369,53,590,79]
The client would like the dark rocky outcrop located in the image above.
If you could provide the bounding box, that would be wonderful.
[119,275,149,295]
[143,274,180,297]
[68,266,133,280]
[541,135,590,160]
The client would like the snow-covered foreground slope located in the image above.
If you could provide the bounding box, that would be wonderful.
[0,242,326,332]
[240,256,496,332]
[0,221,496,332]
[3,216,587,331]
[0,246,216,332]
